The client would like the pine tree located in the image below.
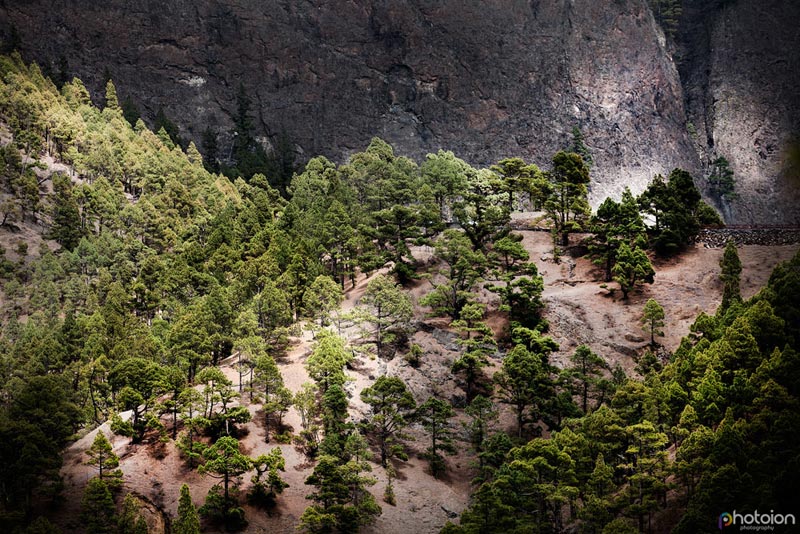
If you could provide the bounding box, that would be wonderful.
[543,151,591,248]
[494,344,552,438]
[719,240,742,311]
[81,478,116,534]
[104,79,119,111]
[85,431,122,488]
[118,493,146,534]
[569,126,593,167]
[199,436,252,505]
[567,345,608,413]
[201,127,220,173]
[642,298,666,346]
[588,188,646,282]
[174,484,201,534]
[360,376,417,467]
[707,156,736,203]
[612,242,655,299]
[358,274,413,355]
[416,397,456,477]
[249,448,288,510]
[49,173,84,251]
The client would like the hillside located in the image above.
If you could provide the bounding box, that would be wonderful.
[0,54,799,534]
[50,233,796,534]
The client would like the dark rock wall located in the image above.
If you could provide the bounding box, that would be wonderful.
[678,0,800,224]
[1,0,797,223]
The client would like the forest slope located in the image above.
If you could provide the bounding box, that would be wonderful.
[1,54,798,534]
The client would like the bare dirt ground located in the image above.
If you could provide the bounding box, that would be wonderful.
[51,231,798,534]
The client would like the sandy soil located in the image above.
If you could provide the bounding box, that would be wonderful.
[49,231,798,534]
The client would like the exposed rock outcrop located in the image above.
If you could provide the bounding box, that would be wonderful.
[678,0,800,224]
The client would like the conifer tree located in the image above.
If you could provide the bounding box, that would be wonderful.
[569,126,593,167]
[543,151,591,248]
[49,173,83,251]
[719,240,742,311]
[104,79,119,111]
[417,397,456,477]
[567,345,608,413]
[81,478,116,534]
[85,431,123,488]
[588,188,646,282]
[360,375,417,467]
[118,493,147,534]
[707,156,736,203]
[174,484,201,534]
[249,448,288,510]
[358,274,413,355]
[494,344,553,438]
[642,298,666,346]
[199,436,252,505]
[612,242,654,299]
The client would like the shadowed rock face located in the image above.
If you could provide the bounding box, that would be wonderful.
[1,0,797,223]
[678,0,800,225]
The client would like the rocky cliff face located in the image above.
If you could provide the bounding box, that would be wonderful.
[677,0,800,224]
[1,0,797,223]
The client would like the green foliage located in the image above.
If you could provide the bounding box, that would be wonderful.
[103,80,119,112]
[300,449,381,533]
[48,173,84,250]
[419,149,470,221]
[464,395,499,479]
[543,151,591,249]
[566,344,609,413]
[612,242,654,299]
[360,375,417,467]
[642,298,665,346]
[638,169,715,256]
[588,188,647,282]
[306,331,352,394]
[707,155,736,203]
[489,157,541,212]
[416,397,456,477]
[253,353,291,441]
[153,107,183,148]
[494,344,553,438]
[457,437,580,533]
[85,431,122,489]
[303,275,344,326]
[0,374,82,527]
[454,250,800,532]
[2,54,799,534]
[174,484,201,534]
[108,358,166,441]
[648,0,682,38]
[81,478,115,534]
[569,126,593,167]
[357,274,413,355]
[451,168,510,252]
[117,493,148,534]
[248,448,288,510]
[719,240,742,311]
[198,436,252,529]
[420,229,486,319]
